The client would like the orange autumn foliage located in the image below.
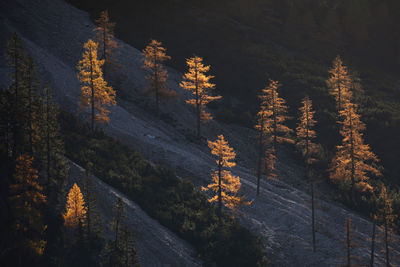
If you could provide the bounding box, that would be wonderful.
[63,183,87,228]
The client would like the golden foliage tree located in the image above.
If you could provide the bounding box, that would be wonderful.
[376,185,397,267]
[9,154,47,257]
[63,183,87,229]
[77,39,116,131]
[94,10,118,77]
[202,135,247,219]
[180,56,221,138]
[142,39,175,114]
[255,80,292,191]
[327,55,353,111]
[296,96,319,252]
[330,102,381,198]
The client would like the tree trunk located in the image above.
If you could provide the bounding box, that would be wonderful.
[311,181,316,252]
[384,210,390,267]
[256,129,263,196]
[370,219,375,267]
[89,50,95,132]
[346,218,351,267]
[218,161,222,223]
[195,63,200,138]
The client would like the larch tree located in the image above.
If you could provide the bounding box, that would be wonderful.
[376,185,397,267]
[327,55,353,111]
[330,101,381,200]
[202,135,247,220]
[9,154,47,258]
[142,39,175,114]
[77,39,116,131]
[63,183,87,229]
[180,56,221,138]
[94,10,118,78]
[343,217,361,266]
[255,79,293,188]
[296,96,319,252]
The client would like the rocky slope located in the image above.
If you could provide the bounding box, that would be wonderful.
[0,0,399,265]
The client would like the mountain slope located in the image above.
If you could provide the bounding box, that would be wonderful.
[0,0,399,266]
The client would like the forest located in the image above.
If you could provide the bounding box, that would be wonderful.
[1,0,400,266]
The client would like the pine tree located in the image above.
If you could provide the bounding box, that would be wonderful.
[94,10,119,78]
[77,39,116,131]
[119,225,140,267]
[327,56,352,111]
[63,183,87,229]
[9,154,47,259]
[142,39,175,114]
[180,56,221,138]
[256,79,293,185]
[330,102,381,200]
[296,96,319,252]
[202,135,248,220]
[6,33,28,159]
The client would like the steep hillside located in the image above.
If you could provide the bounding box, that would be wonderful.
[0,0,399,266]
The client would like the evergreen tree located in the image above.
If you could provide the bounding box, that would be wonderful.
[142,39,175,114]
[94,10,119,78]
[24,56,42,155]
[202,135,248,220]
[82,163,103,245]
[330,102,381,200]
[77,39,116,131]
[327,56,352,111]
[180,56,221,138]
[6,33,28,159]
[9,154,47,261]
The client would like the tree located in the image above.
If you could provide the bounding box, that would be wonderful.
[142,39,175,114]
[94,10,118,78]
[63,183,87,229]
[24,56,42,154]
[327,56,352,111]
[77,39,116,131]
[6,33,27,159]
[40,84,69,203]
[9,154,47,259]
[296,96,319,252]
[343,217,361,266]
[256,80,292,186]
[180,56,221,138]
[82,163,103,244]
[376,185,397,267]
[202,135,248,220]
[330,102,381,200]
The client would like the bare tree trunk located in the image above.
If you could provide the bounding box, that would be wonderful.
[311,180,316,252]
[370,219,375,267]
[256,129,263,196]
[346,218,351,267]
[384,211,390,267]
[218,161,222,223]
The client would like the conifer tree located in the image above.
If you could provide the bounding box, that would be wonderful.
[6,33,27,159]
[343,217,361,266]
[376,185,397,267]
[296,96,319,252]
[9,154,47,259]
[24,56,42,154]
[40,84,69,203]
[82,164,103,244]
[327,56,352,111]
[94,10,118,78]
[180,56,221,138]
[330,102,381,200]
[77,39,116,131]
[255,80,292,187]
[142,39,175,114]
[63,183,87,229]
[202,135,247,220]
